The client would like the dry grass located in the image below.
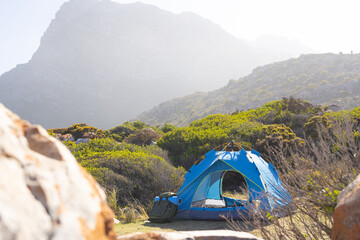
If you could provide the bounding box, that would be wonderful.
[228,208,331,239]
[223,190,249,201]
[106,188,149,223]
[227,116,360,240]
[116,204,149,223]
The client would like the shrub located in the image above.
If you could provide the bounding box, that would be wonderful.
[124,128,162,146]
[105,123,138,142]
[304,115,330,139]
[253,97,324,138]
[66,138,185,207]
[254,124,305,160]
[161,123,177,133]
[48,123,105,140]
[105,120,163,142]
[158,113,302,169]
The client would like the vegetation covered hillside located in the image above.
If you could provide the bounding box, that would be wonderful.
[138,53,360,126]
[51,98,360,237]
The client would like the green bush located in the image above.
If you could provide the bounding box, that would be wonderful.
[124,128,162,146]
[66,138,184,207]
[105,125,134,142]
[158,111,303,169]
[105,120,163,142]
[48,123,105,139]
[304,115,330,139]
[161,123,177,133]
[246,97,324,137]
[255,124,305,157]
[303,107,360,140]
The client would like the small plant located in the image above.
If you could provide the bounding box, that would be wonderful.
[123,206,137,223]
[106,188,121,218]
[117,203,148,223]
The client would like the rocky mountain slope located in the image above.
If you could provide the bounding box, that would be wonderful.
[138,53,360,126]
[0,0,309,129]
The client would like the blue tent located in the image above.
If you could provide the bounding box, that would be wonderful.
[172,148,291,220]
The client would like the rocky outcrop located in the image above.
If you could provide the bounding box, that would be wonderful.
[0,104,116,240]
[117,230,261,240]
[75,138,90,144]
[332,173,360,240]
[54,133,75,142]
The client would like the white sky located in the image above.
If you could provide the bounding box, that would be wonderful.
[1,0,360,75]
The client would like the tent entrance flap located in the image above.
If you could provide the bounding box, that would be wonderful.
[191,171,224,208]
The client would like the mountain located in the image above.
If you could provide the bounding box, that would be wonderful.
[138,53,360,126]
[0,0,310,129]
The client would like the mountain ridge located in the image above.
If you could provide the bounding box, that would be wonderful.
[137,53,360,126]
[0,0,311,128]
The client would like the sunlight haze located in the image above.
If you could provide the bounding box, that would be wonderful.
[115,0,360,53]
[1,0,360,75]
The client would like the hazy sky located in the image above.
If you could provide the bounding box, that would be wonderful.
[1,0,360,75]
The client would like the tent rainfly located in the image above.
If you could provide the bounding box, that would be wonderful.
[167,148,292,220]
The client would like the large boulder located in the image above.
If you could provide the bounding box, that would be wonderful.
[0,104,116,240]
[332,173,360,239]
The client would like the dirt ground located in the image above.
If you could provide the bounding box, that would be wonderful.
[115,219,254,236]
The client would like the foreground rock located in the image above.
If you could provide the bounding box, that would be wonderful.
[118,230,260,240]
[332,173,360,240]
[0,104,116,240]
